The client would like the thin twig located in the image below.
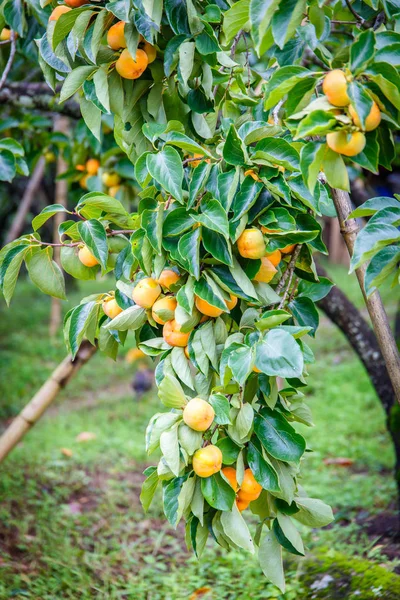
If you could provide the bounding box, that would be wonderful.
[230,30,243,58]
[288,277,299,304]
[279,265,297,309]
[182,156,209,166]
[33,229,135,248]
[275,245,302,296]
[0,30,17,92]
[344,0,366,28]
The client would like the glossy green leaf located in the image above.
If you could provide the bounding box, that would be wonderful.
[254,407,306,462]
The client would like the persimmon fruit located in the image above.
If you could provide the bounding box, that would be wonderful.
[116,48,148,79]
[326,131,366,157]
[163,319,191,347]
[152,296,177,325]
[158,269,180,290]
[322,70,350,107]
[132,277,161,308]
[183,398,215,432]
[349,101,381,132]
[253,257,277,283]
[78,246,99,267]
[237,228,266,259]
[192,445,222,478]
[49,6,71,20]
[107,21,126,50]
[102,298,123,319]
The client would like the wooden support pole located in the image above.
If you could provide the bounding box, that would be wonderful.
[331,187,400,404]
[0,341,97,463]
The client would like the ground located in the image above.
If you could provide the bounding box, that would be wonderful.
[0,266,399,599]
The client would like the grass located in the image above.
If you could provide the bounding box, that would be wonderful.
[0,268,399,599]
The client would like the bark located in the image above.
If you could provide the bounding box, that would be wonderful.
[317,263,400,525]
[0,82,81,119]
[4,156,46,245]
[331,187,400,404]
[49,116,69,337]
[0,341,97,463]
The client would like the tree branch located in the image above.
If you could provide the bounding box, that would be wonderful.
[0,30,17,92]
[331,187,400,404]
[0,82,81,118]
[275,245,302,296]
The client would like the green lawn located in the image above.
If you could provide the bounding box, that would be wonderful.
[0,269,399,599]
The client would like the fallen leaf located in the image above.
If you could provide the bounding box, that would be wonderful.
[61,447,73,457]
[323,457,354,467]
[75,431,97,443]
[189,587,212,600]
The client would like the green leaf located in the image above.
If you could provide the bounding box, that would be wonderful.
[295,111,337,140]
[189,161,212,209]
[163,476,187,527]
[263,66,311,110]
[247,440,280,492]
[320,146,349,192]
[289,297,319,336]
[0,149,16,182]
[223,0,250,43]
[32,204,69,231]
[26,248,66,300]
[223,125,247,166]
[349,196,400,218]
[297,277,334,302]
[365,246,400,296]
[80,94,102,142]
[0,245,28,305]
[158,374,187,408]
[201,472,236,511]
[254,407,306,462]
[250,0,280,55]
[194,275,227,311]
[202,229,233,266]
[275,513,304,555]
[178,227,201,279]
[77,219,108,270]
[366,63,400,110]
[77,192,128,217]
[216,437,241,465]
[196,199,229,239]
[259,528,285,593]
[228,345,253,386]
[165,132,211,157]
[350,29,375,74]
[347,81,373,131]
[256,309,291,331]
[293,497,334,528]
[60,66,98,103]
[104,305,147,331]
[350,223,400,272]
[209,394,231,425]
[140,468,159,512]
[232,177,263,222]
[160,425,180,476]
[68,301,97,358]
[163,207,195,236]
[255,329,304,378]
[147,147,184,202]
[220,504,255,553]
[271,0,307,50]
[253,138,300,171]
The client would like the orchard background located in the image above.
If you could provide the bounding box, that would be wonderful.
[0,0,400,598]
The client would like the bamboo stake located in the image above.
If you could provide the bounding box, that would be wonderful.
[331,187,400,404]
[49,116,69,337]
[0,341,97,463]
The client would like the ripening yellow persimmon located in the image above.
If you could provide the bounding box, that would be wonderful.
[236,497,250,511]
[108,185,120,198]
[86,158,100,176]
[102,298,123,319]
[49,5,71,20]
[349,101,381,131]
[322,70,350,107]
[78,246,99,267]
[151,296,177,325]
[281,243,296,255]
[326,131,366,157]
[79,174,90,189]
[163,319,191,347]
[102,172,121,187]
[221,467,238,492]
[237,468,262,502]
[253,257,277,283]
[237,228,266,259]
[265,249,282,266]
[0,28,11,41]
[65,0,87,6]
[132,277,161,308]
[192,445,222,478]
[142,41,157,63]
[158,269,180,290]
[189,153,210,168]
[107,21,127,50]
[183,397,215,432]
[125,347,146,363]
[244,169,260,182]
[116,48,148,79]
[76,164,85,172]
[226,294,238,311]
[195,295,223,318]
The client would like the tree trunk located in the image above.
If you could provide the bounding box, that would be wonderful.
[331,187,400,405]
[4,156,46,245]
[0,341,97,463]
[317,263,400,528]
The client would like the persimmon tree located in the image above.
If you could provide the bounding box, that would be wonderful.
[1,0,400,591]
